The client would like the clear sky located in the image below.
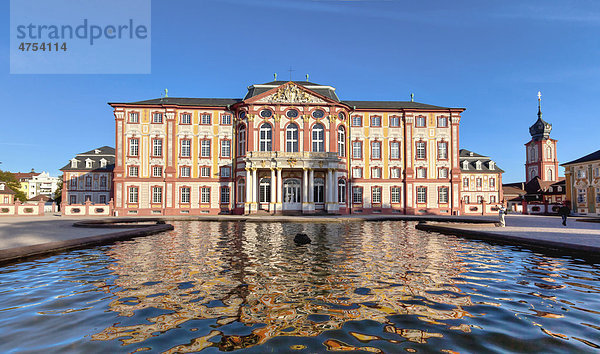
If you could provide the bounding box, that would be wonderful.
[1,0,599,182]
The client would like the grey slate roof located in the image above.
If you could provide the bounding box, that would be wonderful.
[561,149,600,166]
[244,81,340,102]
[110,98,242,107]
[60,146,115,172]
[459,149,504,173]
[343,100,453,110]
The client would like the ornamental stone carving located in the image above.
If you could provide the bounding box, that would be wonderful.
[258,84,326,104]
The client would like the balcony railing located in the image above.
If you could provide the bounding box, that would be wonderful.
[246,151,339,160]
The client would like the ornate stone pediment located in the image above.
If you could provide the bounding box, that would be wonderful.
[256,84,327,104]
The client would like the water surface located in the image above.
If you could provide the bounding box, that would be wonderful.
[1,221,599,353]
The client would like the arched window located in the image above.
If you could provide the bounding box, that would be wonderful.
[314,177,324,203]
[259,177,271,203]
[337,126,346,157]
[286,123,299,152]
[546,146,552,159]
[312,123,324,152]
[338,179,346,203]
[547,168,553,181]
[259,123,272,151]
[237,125,246,155]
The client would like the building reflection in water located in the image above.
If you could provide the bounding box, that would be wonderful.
[91,221,475,351]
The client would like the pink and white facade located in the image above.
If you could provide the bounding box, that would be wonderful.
[109,80,465,216]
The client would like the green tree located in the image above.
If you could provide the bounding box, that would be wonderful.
[54,178,63,203]
[0,170,28,202]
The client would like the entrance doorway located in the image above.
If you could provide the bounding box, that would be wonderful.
[283,178,301,211]
[259,177,271,210]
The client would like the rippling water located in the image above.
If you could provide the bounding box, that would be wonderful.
[1,221,600,353]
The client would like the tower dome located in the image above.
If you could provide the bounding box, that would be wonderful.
[529,91,552,141]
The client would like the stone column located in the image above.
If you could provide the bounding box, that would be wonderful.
[251,168,258,212]
[270,168,276,213]
[245,168,252,214]
[333,170,338,204]
[309,169,315,203]
[327,169,333,204]
[277,168,283,204]
[303,168,308,203]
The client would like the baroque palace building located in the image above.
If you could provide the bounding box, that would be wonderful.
[109,80,465,216]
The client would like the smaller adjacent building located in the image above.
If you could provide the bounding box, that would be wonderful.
[0,182,16,204]
[13,170,40,197]
[26,172,61,199]
[562,149,600,216]
[60,146,115,207]
[459,149,503,215]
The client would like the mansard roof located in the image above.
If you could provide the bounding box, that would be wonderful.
[60,146,115,172]
[459,149,504,173]
[111,98,242,107]
[561,149,600,166]
[343,100,454,110]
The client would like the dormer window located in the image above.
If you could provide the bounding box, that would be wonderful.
[489,161,495,170]
[71,159,78,168]
[94,149,101,154]
[85,159,93,168]
[100,158,107,168]
[475,161,482,170]
[0,184,4,191]
[462,160,469,170]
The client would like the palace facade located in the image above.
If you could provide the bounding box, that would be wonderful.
[109,80,466,216]
[562,149,600,216]
[459,149,503,215]
[60,146,115,205]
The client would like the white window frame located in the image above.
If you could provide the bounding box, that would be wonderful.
[128,166,139,177]
[130,139,139,156]
[312,123,325,152]
[221,140,231,158]
[129,112,139,123]
[371,141,381,159]
[201,187,211,204]
[200,167,210,178]
[390,168,400,179]
[259,123,272,152]
[372,187,382,203]
[238,126,246,155]
[221,166,231,178]
[152,112,163,124]
[352,141,362,159]
[438,142,448,159]
[416,187,427,204]
[221,114,232,125]
[389,116,399,127]
[180,166,191,177]
[416,142,426,159]
[391,187,401,203]
[181,140,191,157]
[129,186,139,203]
[152,139,162,157]
[180,113,191,124]
[337,126,345,157]
[286,123,299,153]
[152,166,162,177]
[201,139,211,158]
[201,114,211,125]
[390,142,400,159]
[181,187,191,203]
[152,187,162,204]
[352,186,362,204]
[220,186,230,204]
[439,187,449,204]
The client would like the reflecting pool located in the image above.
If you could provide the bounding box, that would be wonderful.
[1,221,600,353]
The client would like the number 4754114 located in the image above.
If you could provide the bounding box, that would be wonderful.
[18,42,67,51]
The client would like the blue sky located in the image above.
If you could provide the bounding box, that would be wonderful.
[1,0,599,182]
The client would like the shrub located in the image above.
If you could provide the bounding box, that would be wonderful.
[1,208,9,213]
[24,208,34,213]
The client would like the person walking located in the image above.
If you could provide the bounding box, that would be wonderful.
[498,205,507,227]
[558,203,570,226]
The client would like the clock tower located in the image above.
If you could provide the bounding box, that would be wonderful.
[525,92,559,182]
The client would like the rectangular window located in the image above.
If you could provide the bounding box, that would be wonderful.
[237,182,245,203]
[477,195,484,203]
[180,166,191,177]
[221,166,231,178]
[490,178,496,188]
[85,176,92,188]
[416,187,427,204]
[439,168,448,179]
[152,139,162,157]
[181,187,191,203]
[129,138,139,156]
[372,187,382,204]
[389,116,400,127]
[577,170,586,179]
[129,187,139,203]
[437,116,448,127]
[129,112,139,123]
[180,113,191,124]
[596,188,600,203]
[371,141,381,159]
[577,189,586,203]
[220,186,230,204]
[352,187,362,204]
[352,141,362,159]
[70,176,77,187]
[390,142,400,159]
[463,178,469,188]
[69,195,77,204]
[352,168,362,179]
[416,116,426,127]
[221,140,231,158]
[338,180,346,203]
[100,176,107,188]
[201,114,211,125]
[201,187,211,204]
[152,112,163,124]
[181,140,191,157]
[371,167,381,179]
[438,142,448,159]
[370,116,381,127]
[391,187,401,203]
[476,178,482,187]
[351,115,362,127]
[201,140,211,157]
[417,168,427,179]
[152,187,162,204]
[152,166,162,177]
[390,168,400,179]
[439,187,449,204]
[99,195,107,204]
[490,195,496,203]
[464,196,470,203]
[221,114,232,125]
[416,142,426,159]
[128,166,139,177]
[201,167,210,178]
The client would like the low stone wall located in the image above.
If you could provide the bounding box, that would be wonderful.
[462,203,501,216]
[62,201,112,216]
[0,202,45,216]
[525,202,561,215]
